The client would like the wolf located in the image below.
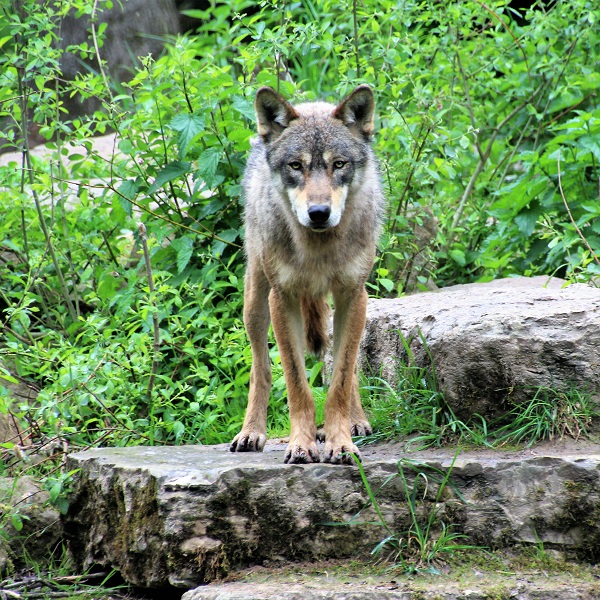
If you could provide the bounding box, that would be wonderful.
[230,84,384,465]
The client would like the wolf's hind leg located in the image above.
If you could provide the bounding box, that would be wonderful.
[270,288,320,464]
[231,262,271,453]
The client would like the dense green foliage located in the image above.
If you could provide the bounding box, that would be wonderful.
[0,0,599,462]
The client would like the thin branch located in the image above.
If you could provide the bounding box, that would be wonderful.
[353,0,360,78]
[17,70,78,326]
[391,120,435,237]
[472,0,530,80]
[138,223,161,401]
[533,38,578,151]
[25,169,242,248]
[80,383,165,444]
[557,154,600,268]
[455,49,483,161]
[90,0,113,101]
[449,83,545,235]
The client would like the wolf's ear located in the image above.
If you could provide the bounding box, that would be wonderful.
[332,84,375,141]
[254,87,300,142]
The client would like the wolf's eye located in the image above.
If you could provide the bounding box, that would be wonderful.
[333,160,347,170]
[288,161,303,171]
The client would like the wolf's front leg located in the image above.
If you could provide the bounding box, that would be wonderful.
[231,263,271,453]
[316,368,372,442]
[323,286,368,464]
[269,288,320,464]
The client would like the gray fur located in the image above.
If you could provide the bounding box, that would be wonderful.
[244,86,384,298]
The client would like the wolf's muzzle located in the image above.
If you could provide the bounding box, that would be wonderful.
[307,205,331,228]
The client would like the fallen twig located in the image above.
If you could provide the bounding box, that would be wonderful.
[0,570,126,600]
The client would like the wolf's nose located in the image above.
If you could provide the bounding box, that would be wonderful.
[308,205,331,225]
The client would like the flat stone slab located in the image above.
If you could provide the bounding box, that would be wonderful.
[65,440,600,589]
[182,580,600,600]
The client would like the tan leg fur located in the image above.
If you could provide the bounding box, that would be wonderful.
[269,288,320,463]
[230,261,271,452]
[322,285,368,464]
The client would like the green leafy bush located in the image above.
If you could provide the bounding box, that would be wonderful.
[0,0,290,451]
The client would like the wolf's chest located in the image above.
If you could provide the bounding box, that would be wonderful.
[271,247,371,297]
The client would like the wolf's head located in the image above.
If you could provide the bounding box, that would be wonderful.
[254,85,375,232]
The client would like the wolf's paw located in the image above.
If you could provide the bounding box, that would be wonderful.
[230,430,266,452]
[284,440,320,464]
[323,439,361,465]
[350,420,373,437]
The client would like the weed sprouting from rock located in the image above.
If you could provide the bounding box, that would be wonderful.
[343,451,475,575]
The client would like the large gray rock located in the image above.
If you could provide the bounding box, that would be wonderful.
[64,442,600,589]
[0,476,62,566]
[360,277,600,422]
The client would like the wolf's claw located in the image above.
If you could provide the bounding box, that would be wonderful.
[230,431,266,452]
[350,421,373,437]
[323,440,361,465]
[284,441,320,464]
[316,421,372,442]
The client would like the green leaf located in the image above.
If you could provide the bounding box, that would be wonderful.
[491,178,547,216]
[379,278,394,292]
[48,482,62,504]
[11,514,23,531]
[577,133,600,163]
[547,90,584,115]
[196,197,226,220]
[171,235,195,274]
[211,228,238,258]
[0,372,18,384]
[118,139,134,154]
[173,420,185,442]
[232,95,256,121]
[581,203,600,216]
[149,161,192,193]
[170,113,206,159]
[514,203,543,237]
[117,179,139,216]
[196,147,222,189]
[55,498,70,515]
[97,271,120,301]
[227,127,254,149]
[449,249,466,266]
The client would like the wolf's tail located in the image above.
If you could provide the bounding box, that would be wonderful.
[300,296,330,358]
